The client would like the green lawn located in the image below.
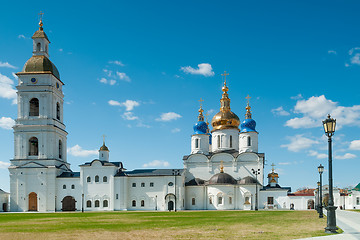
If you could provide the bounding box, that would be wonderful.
[0,210,331,240]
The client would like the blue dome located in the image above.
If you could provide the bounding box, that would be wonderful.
[193,121,208,134]
[240,118,257,133]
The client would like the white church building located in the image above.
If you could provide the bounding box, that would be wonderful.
[7,21,359,212]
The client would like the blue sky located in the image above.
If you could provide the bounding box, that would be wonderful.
[1,1,360,192]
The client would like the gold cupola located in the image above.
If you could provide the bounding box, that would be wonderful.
[211,72,240,132]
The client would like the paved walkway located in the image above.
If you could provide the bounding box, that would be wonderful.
[298,210,360,240]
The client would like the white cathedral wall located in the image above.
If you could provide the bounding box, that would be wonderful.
[258,190,289,210]
[185,186,205,210]
[56,178,82,211]
[239,132,258,153]
[211,129,239,152]
[207,186,236,210]
[191,134,209,155]
[0,192,9,212]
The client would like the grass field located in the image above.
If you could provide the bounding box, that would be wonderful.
[0,210,330,240]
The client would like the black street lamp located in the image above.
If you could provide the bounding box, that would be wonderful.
[318,164,324,218]
[322,114,338,233]
[172,169,181,212]
[251,168,261,211]
[316,181,320,214]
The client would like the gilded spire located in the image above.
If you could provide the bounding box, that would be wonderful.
[38,11,44,31]
[271,163,275,173]
[220,71,231,112]
[220,160,224,173]
[198,98,204,122]
[100,134,109,151]
[245,94,252,119]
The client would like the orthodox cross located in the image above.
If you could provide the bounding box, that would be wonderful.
[246,94,251,105]
[198,98,204,108]
[271,163,276,172]
[38,11,44,21]
[221,71,229,85]
[102,134,106,144]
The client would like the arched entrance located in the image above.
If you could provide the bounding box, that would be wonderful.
[62,196,76,211]
[168,201,174,211]
[307,199,315,209]
[2,203,7,212]
[28,192,37,211]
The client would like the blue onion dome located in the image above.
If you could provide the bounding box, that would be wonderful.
[193,105,209,134]
[240,98,257,133]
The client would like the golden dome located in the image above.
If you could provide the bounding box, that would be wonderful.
[19,55,60,80]
[211,73,240,132]
[99,143,109,151]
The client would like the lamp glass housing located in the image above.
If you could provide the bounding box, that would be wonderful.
[318,164,324,174]
[323,115,336,135]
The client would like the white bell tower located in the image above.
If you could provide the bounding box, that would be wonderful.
[9,17,70,212]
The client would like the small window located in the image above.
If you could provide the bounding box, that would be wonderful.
[218,196,223,205]
[141,200,145,207]
[229,197,232,205]
[230,135,233,148]
[71,184,75,189]
[62,184,66,189]
[116,194,119,199]
[195,138,199,149]
[168,182,174,186]
[150,182,154,187]
[95,175,99,182]
[217,135,220,148]
[132,183,136,187]
[103,176,107,182]
[268,197,274,205]
[29,98,39,116]
[87,176,91,183]
[36,42,41,51]
[95,200,100,207]
[132,200,136,207]
[209,197,213,204]
[86,200,91,208]
[29,137,39,156]
[247,136,251,147]
[103,200,108,207]
[357,197,360,205]
[141,182,145,187]
[245,196,250,204]
[58,140,62,159]
[56,102,60,120]
[192,198,196,205]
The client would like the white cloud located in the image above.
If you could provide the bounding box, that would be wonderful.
[109,60,125,66]
[180,63,214,77]
[156,112,182,122]
[121,100,140,111]
[308,150,327,159]
[281,135,319,152]
[99,77,116,85]
[67,145,98,157]
[349,47,360,55]
[18,34,26,39]
[290,94,303,100]
[328,50,337,55]
[0,73,17,104]
[271,106,290,116]
[122,112,138,121]
[285,95,360,129]
[349,140,360,150]
[171,128,181,133]
[334,153,356,160]
[142,160,170,168]
[350,53,360,65]
[108,100,121,106]
[0,117,15,130]
[59,48,63,52]
[116,72,131,82]
[0,161,10,169]
[136,122,151,128]
[103,69,112,77]
[0,62,16,69]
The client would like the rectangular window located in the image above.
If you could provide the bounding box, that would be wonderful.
[209,197,212,204]
[357,197,360,205]
[116,194,119,200]
[268,197,274,205]
[218,196,223,205]
[195,139,199,149]
[192,198,195,205]
[230,136,232,148]
[229,197,232,205]
[71,184,75,189]
[150,182,154,187]
[141,182,145,187]
[132,183,136,187]
[217,135,220,148]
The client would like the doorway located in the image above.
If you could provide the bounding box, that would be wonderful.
[168,201,174,211]
[28,192,37,211]
[62,196,76,211]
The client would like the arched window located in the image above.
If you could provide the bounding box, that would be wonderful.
[86,200,91,208]
[132,200,136,207]
[56,102,60,120]
[62,184,66,189]
[192,198,196,205]
[195,139,199,149]
[230,136,233,148]
[29,137,38,156]
[87,176,91,183]
[59,140,62,159]
[37,42,41,51]
[95,175,99,182]
[247,136,251,147]
[141,200,145,207]
[103,176,107,182]
[217,135,221,148]
[218,196,223,205]
[229,197,232,204]
[71,184,75,189]
[95,200,100,207]
[45,44,48,52]
[103,200,108,207]
[29,98,39,116]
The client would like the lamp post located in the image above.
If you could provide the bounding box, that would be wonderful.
[322,114,338,233]
[251,168,261,211]
[316,181,320,214]
[172,169,180,212]
[318,164,324,218]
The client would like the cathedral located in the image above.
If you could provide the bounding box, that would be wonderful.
[7,21,360,212]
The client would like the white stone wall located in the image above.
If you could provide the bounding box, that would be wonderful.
[239,131,258,153]
[211,129,240,152]
[191,134,209,155]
